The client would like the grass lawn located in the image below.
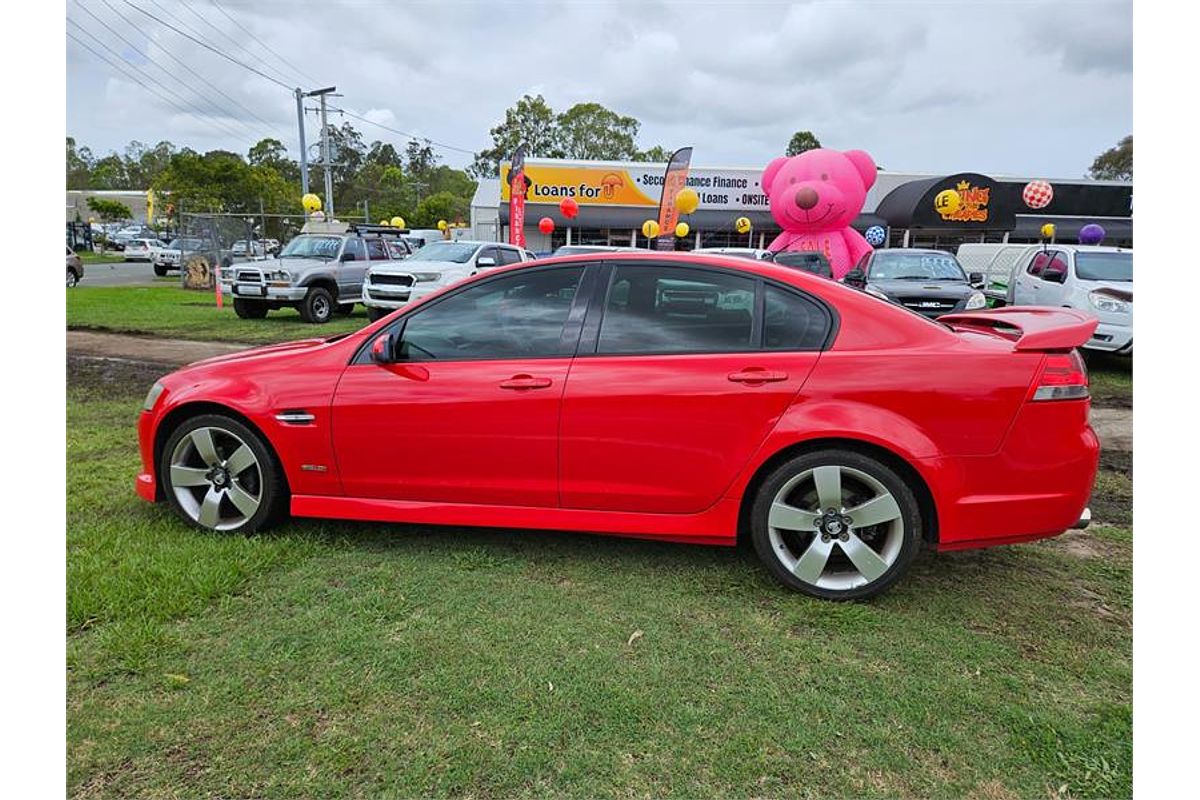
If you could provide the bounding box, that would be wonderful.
[67,284,368,345]
[66,357,1132,799]
[1084,352,1133,409]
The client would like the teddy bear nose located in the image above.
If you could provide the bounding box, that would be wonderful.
[794,187,820,210]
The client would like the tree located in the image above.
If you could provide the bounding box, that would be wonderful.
[786,131,822,156]
[248,137,299,185]
[1088,135,1132,180]
[469,94,560,178]
[90,154,129,189]
[67,137,92,189]
[413,191,469,228]
[86,196,132,221]
[366,141,404,169]
[632,145,671,163]
[556,102,641,161]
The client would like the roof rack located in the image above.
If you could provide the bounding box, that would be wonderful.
[348,223,411,236]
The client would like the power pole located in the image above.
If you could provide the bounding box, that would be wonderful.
[295,88,309,197]
[318,92,334,217]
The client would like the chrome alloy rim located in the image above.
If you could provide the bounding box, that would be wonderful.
[767,465,904,591]
[168,426,262,531]
[311,293,331,319]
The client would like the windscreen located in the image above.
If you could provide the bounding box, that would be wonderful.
[406,242,479,263]
[869,251,966,281]
[279,235,341,259]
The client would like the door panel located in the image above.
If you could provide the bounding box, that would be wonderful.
[559,352,817,513]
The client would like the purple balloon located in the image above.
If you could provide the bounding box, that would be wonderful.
[1078,223,1106,245]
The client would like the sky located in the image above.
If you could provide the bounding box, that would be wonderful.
[65,0,1132,179]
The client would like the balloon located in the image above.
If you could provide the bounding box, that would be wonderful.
[865,225,887,246]
[390,216,406,229]
[1078,223,1106,245]
[675,187,700,214]
[735,216,752,234]
[302,193,322,213]
[437,219,448,231]
[378,219,389,226]
[1023,180,1054,209]
[675,222,690,238]
[538,216,555,234]
[641,220,660,239]
[1041,223,1056,239]
[934,189,961,216]
[559,197,579,219]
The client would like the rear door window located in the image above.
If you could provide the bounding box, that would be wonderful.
[365,239,389,261]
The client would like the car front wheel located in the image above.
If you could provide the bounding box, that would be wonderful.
[751,449,922,600]
[160,414,286,534]
[66,268,79,287]
[299,286,335,323]
[233,298,269,319]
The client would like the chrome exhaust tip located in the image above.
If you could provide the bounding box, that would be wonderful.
[1072,507,1092,530]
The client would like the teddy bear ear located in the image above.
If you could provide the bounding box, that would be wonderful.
[761,157,788,195]
[844,150,877,190]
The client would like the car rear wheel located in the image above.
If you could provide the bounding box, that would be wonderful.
[299,286,335,323]
[160,414,285,534]
[66,268,79,288]
[233,298,269,319]
[751,449,922,600]
[153,264,168,277]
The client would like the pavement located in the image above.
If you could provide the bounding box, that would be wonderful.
[77,260,167,286]
[66,329,1133,452]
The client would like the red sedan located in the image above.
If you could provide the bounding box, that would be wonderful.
[136,252,1099,600]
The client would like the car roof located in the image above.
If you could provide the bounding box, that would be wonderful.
[1048,244,1131,253]
[872,248,954,256]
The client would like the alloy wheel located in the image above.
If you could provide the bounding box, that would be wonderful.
[766,465,905,591]
[168,426,263,531]
[67,269,78,287]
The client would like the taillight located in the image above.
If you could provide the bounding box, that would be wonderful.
[1029,350,1089,401]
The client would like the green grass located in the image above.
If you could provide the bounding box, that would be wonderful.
[66,358,1132,798]
[67,284,368,344]
[77,250,123,264]
[1085,352,1132,408]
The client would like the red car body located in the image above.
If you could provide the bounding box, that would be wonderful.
[136,253,1098,555]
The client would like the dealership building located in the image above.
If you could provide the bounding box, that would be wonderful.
[469,158,1132,253]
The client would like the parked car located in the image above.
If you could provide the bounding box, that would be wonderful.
[231,240,266,258]
[694,247,774,260]
[153,236,228,277]
[123,238,164,262]
[361,240,534,321]
[552,245,639,256]
[227,222,410,323]
[263,238,281,256]
[845,248,987,318]
[1006,245,1132,354]
[136,252,1099,601]
[771,250,835,279]
[66,246,83,287]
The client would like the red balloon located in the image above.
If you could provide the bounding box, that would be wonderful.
[559,197,579,219]
[538,216,555,234]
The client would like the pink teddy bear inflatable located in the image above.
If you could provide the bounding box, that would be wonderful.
[762,148,878,280]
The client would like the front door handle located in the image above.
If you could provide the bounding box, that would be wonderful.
[499,374,553,390]
[728,369,788,385]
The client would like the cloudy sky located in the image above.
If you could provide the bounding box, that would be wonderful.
[66,0,1132,178]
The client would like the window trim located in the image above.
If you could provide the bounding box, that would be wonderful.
[349,261,596,365]
[575,259,838,358]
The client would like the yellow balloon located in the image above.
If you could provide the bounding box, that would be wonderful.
[302,193,322,213]
[675,222,690,238]
[437,219,448,231]
[390,216,406,229]
[1041,223,1057,239]
[379,219,389,226]
[934,189,961,216]
[641,219,660,239]
[675,187,700,215]
[735,216,752,234]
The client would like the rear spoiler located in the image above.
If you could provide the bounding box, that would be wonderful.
[938,306,1098,351]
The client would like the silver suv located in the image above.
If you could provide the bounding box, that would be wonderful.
[226,222,411,323]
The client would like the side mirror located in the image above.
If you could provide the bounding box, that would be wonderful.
[476,256,496,268]
[370,331,395,363]
[968,271,985,288]
[843,268,868,289]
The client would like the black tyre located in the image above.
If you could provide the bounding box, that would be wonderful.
[233,298,269,319]
[159,413,287,534]
[335,302,355,316]
[66,268,79,288]
[153,263,168,277]
[299,286,335,323]
[750,449,923,601]
[366,307,389,322]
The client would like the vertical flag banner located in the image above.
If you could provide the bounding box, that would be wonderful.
[146,189,155,225]
[654,147,693,251]
[508,144,528,248]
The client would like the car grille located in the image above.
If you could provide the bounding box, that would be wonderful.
[370,273,414,287]
[236,269,263,283]
[898,297,959,316]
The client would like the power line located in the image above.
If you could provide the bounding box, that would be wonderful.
[176,0,297,88]
[93,0,281,136]
[329,105,477,156]
[122,0,294,90]
[66,25,250,143]
[209,0,321,86]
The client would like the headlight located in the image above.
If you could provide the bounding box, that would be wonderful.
[143,381,165,411]
[965,291,987,310]
[1089,291,1130,314]
[265,269,291,284]
[411,271,442,282]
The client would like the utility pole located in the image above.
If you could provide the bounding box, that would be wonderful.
[318,91,334,217]
[295,88,309,197]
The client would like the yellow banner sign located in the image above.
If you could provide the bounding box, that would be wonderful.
[501,164,658,207]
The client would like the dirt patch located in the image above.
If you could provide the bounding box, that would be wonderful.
[1088,451,1132,526]
[68,329,249,367]
[67,354,170,400]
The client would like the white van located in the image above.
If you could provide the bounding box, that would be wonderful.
[958,243,1132,354]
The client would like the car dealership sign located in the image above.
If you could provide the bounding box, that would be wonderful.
[500,159,771,211]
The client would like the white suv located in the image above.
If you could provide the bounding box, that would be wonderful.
[362,240,535,321]
[1008,245,1132,354]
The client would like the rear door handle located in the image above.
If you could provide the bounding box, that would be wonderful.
[500,374,553,390]
[728,369,788,384]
